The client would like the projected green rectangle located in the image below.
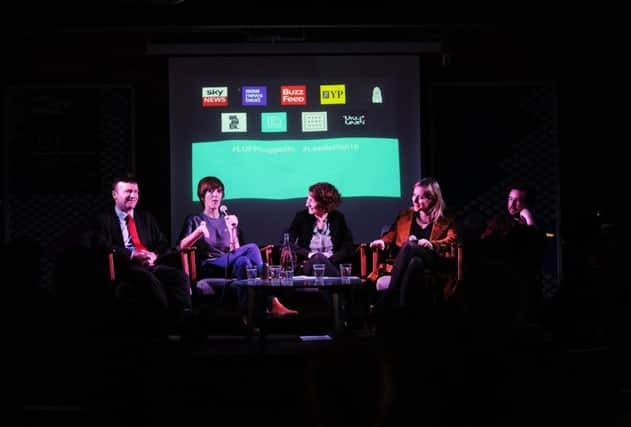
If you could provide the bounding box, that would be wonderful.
[192,137,400,200]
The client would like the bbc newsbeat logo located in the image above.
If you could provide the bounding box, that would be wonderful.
[242,86,267,106]
[320,84,346,105]
[202,87,229,107]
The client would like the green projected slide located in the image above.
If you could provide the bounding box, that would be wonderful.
[192,137,400,200]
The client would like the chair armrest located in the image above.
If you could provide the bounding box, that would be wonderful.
[372,245,381,279]
[456,243,463,283]
[108,248,201,285]
[354,243,368,278]
[362,245,385,282]
[181,245,276,283]
[108,252,115,282]
[366,242,463,281]
[435,243,464,281]
[180,246,197,281]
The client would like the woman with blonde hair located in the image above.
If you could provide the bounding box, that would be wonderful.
[370,177,457,310]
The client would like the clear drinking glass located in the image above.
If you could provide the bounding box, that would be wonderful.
[313,264,326,285]
[269,265,282,285]
[339,263,352,284]
[281,269,294,286]
[246,266,257,285]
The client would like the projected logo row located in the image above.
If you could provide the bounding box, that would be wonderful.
[202,84,383,107]
[221,111,367,133]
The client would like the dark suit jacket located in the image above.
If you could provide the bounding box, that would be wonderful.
[92,208,172,268]
[287,209,354,265]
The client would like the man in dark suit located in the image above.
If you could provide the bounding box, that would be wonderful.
[93,174,191,334]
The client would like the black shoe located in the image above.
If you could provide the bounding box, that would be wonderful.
[241,315,260,335]
[366,303,382,331]
[370,298,390,316]
[172,308,194,336]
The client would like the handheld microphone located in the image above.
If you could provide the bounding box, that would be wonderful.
[408,235,418,245]
[221,204,238,234]
[219,204,233,279]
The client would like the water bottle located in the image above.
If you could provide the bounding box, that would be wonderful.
[280,232,295,285]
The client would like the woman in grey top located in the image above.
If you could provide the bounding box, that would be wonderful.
[178,176,297,319]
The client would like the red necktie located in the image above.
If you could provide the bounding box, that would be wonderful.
[126,214,147,252]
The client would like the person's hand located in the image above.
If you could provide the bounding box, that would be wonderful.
[180,221,209,249]
[198,221,210,238]
[225,214,239,229]
[144,250,158,266]
[132,250,156,267]
[418,238,433,249]
[519,208,536,226]
[370,239,385,250]
[131,250,148,265]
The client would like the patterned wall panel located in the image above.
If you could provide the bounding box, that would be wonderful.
[431,83,559,298]
[4,86,133,291]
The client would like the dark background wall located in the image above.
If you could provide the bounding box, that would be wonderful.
[2,7,620,307]
[8,10,627,426]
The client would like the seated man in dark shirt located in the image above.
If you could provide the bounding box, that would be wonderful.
[472,184,545,334]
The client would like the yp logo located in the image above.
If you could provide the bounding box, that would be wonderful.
[320,84,346,105]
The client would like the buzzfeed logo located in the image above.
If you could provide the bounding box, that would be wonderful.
[202,87,228,107]
[280,85,307,106]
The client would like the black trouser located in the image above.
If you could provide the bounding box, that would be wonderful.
[383,242,437,308]
[119,263,191,331]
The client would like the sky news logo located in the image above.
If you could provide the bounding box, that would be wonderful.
[242,86,267,106]
[280,85,307,106]
[202,87,229,107]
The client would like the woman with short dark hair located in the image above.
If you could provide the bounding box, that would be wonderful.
[178,176,297,320]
